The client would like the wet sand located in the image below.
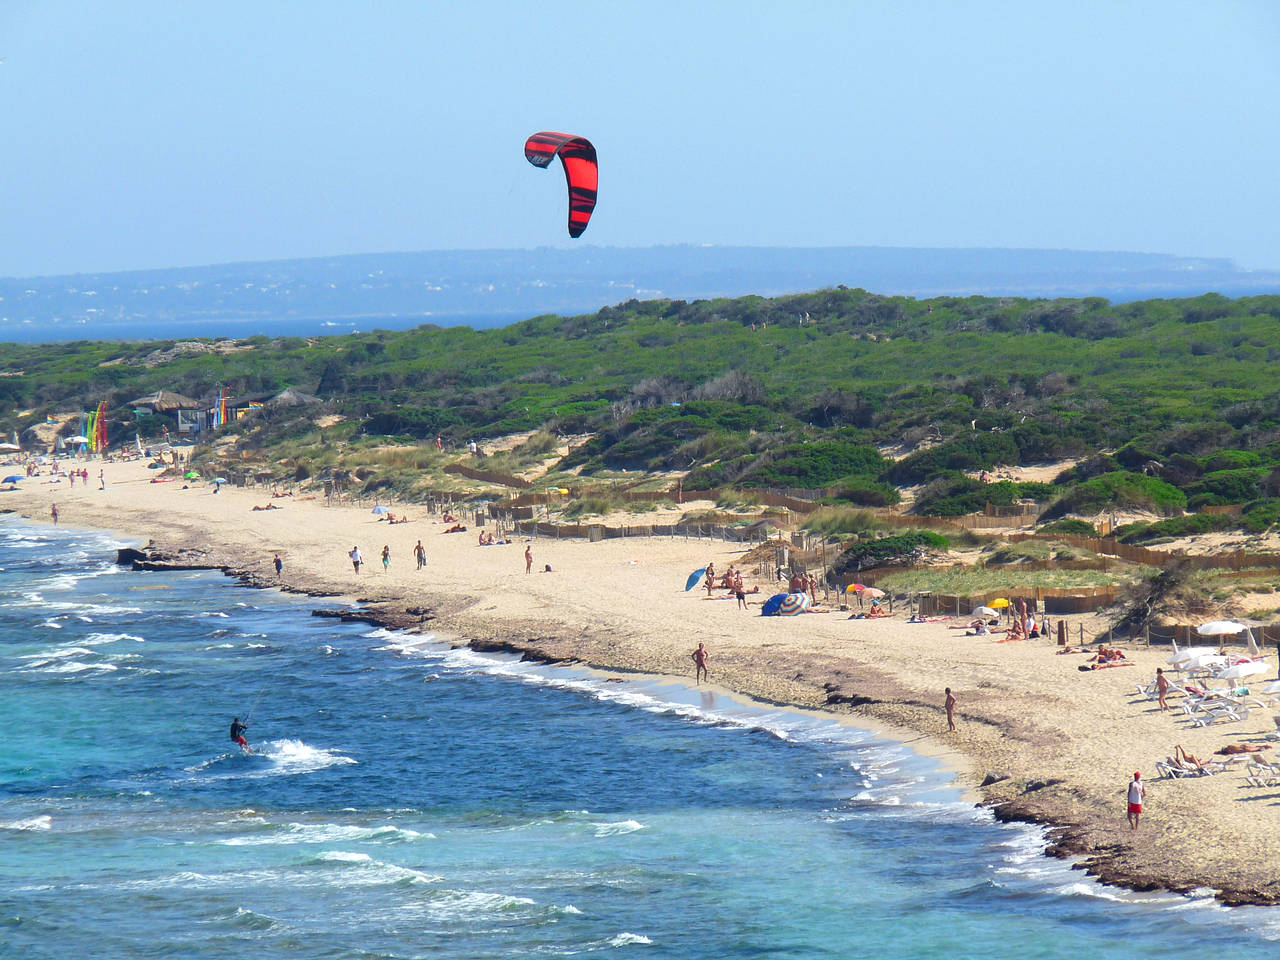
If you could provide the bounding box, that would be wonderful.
[6,460,1280,905]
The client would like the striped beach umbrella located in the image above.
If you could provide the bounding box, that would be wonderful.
[778,593,811,616]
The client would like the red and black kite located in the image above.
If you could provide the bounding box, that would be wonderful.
[524,131,597,238]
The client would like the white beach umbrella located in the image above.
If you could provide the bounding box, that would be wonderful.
[1263,680,1280,695]
[1181,654,1228,671]
[1197,621,1247,636]
[1168,647,1214,665]
[64,435,90,444]
[972,606,998,618]
[1216,660,1269,681]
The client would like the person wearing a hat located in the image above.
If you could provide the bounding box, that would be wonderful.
[1126,771,1144,831]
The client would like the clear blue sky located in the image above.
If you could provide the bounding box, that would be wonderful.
[1,0,1277,276]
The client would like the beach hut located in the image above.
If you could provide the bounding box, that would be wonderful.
[127,390,200,414]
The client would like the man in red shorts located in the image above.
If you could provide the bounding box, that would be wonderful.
[1126,771,1144,830]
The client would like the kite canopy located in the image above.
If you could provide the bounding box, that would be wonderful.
[524,131,598,237]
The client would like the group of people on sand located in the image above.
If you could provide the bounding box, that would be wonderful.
[477,530,509,546]
[704,562,758,610]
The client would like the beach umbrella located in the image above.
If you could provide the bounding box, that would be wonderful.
[760,593,789,617]
[862,587,886,599]
[65,435,90,444]
[844,583,865,594]
[0,442,19,452]
[1168,646,1214,665]
[972,606,998,618]
[371,505,390,515]
[685,567,707,592]
[1263,680,1280,695]
[989,598,1010,609]
[1,475,21,484]
[1216,660,1268,681]
[1197,621,1247,637]
[1181,653,1228,672]
[212,477,228,484]
[184,471,200,479]
[778,593,811,616]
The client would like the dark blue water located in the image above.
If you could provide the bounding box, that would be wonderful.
[2,519,1278,958]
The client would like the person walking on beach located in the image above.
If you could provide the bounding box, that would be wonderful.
[1126,771,1144,831]
[381,544,391,572]
[945,687,957,732]
[50,503,59,525]
[692,642,709,685]
[525,545,533,574]
[1155,667,1171,712]
[349,546,363,574]
[414,539,426,570]
[229,717,251,754]
[98,469,105,491]
[273,554,283,577]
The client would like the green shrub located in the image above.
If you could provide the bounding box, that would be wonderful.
[883,432,1020,484]
[1037,518,1099,537]
[1113,513,1234,544]
[831,532,951,573]
[1243,499,1280,533]
[1045,471,1187,518]
[1183,468,1265,507]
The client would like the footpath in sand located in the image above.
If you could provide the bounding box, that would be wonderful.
[6,460,1280,906]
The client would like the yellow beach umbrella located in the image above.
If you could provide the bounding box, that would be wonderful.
[989,598,1010,609]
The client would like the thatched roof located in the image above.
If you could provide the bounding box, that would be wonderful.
[128,390,200,411]
[267,388,322,408]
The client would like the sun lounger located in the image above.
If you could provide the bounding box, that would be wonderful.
[1189,704,1249,727]
[1244,761,1280,788]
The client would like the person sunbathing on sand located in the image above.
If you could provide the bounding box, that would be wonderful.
[1174,744,1211,771]
[444,523,467,533]
[1216,743,1273,755]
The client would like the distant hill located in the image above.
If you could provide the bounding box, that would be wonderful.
[2,245,1278,342]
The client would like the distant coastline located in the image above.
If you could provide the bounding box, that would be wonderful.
[4,244,1279,342]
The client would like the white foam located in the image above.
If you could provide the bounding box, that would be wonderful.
[81,632,146,645]
[310,851,443,886]
[1,815,52,831]
[258,738,357,776]
[217,822,422,846]
[593,819,645,838]
[607,933,652,947]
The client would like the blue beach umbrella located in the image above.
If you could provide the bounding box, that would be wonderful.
[760,593,789,617]
[371,506,390,515]
[685,567,707,591]
[1,476,21,485]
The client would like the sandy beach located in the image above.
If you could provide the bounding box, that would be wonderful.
[5,460,1280,906]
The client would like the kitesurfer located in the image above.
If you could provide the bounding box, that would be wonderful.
[230,717,251,754]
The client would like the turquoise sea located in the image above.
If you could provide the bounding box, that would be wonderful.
[2,517,1278,959]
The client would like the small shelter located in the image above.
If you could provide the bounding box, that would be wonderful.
[128,390,200,414]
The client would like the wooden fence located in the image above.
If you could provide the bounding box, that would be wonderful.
[443,463,532,489]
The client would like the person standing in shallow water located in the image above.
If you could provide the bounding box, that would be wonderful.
[691,642,709,684]
[945,687,957,731]
[50,503,59,525]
